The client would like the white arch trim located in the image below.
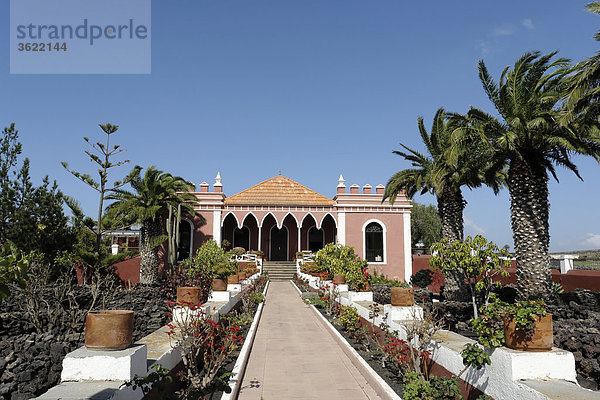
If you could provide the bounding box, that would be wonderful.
[319,212,338,230]
[222,211,241,229]
[280,212,300,229]
[300,212,318,228]
[260,212,277,228]
[241,211,260,228]
[362,219,387,265]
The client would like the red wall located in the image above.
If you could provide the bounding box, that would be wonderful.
[411,255,600,293]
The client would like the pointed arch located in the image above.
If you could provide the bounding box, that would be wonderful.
[222,211,241,228]
[260,212,277,228]
[319,212,337,229]
[300,212,318,228]
[281,212,299,229]
[242,212,259,227]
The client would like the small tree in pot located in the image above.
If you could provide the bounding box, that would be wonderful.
[430,235,511,319]
[315,243,370,290]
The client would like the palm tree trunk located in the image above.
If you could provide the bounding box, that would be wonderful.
[508,158,551,300]
[438,186,469,301]
[139,219,161,285]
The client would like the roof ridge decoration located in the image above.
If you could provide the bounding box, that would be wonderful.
[224,175,335,206]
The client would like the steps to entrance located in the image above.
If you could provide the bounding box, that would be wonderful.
[262,261,296,280]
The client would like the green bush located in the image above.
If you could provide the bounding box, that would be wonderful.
[0,241,30,299]
[186,240,235,279]
[337,305,360,332]
[370,270,409,287]
[410,269,434,288]
[314,243,368,288]
[402,372,462,400]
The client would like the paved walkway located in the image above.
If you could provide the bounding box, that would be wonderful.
[238,281,383,400]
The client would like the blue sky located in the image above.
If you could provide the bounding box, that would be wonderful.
[1,1,599,251]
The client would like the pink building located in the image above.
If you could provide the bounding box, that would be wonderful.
[176,173,413,281]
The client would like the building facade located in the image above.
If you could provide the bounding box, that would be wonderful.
[177,173,413,281]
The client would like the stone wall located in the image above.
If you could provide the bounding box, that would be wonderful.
[0,285,170,400]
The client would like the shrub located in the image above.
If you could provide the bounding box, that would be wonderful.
[187,240,235,279]
[410,269,434,289]
[402,372,462,400]
[230,247,246,257]
[430,235,511,319]
[371,270,409,287]
[0,241,30,299]
[337,305,360,332]
[315,243,369,288]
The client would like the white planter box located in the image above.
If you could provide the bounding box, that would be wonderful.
[61,345,147,382]
[348,291,373,302]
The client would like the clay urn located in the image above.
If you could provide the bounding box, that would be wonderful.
[504,313,553,351]
[212,278,228,291]
[333,274,346,284]
[227,274,239,284]
[176,287,202,305]
[85,310,134,351]
[391,287,414,306]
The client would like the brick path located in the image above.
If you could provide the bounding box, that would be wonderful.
[238,281,383,400]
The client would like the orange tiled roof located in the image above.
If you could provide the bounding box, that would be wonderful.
[224,175,335,206]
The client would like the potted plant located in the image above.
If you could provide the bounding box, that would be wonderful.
[177,286,203,305]
[211,260,235,291]
[471,295,552,351]
[504,299,552,351]
[390,283,414,306]
[314,243,369,290]
[85,310,134,350]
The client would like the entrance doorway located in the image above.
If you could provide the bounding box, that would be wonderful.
[270,226,288,261]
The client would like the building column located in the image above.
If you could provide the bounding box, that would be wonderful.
[337,212,346,245]
[297,227,301,252]
[213,210,222,246]
[258,225,262,251]
[403,212,412,283]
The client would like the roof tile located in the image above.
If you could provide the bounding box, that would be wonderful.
[224,175,335,206]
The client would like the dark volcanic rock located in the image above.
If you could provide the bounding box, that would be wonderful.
[0,285,170,400]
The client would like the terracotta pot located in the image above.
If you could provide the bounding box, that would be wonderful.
[356,281,371,292]
[227,274,239,284]
[504,313,553,351]
[391,287,414,306]
[333,274,346,284]
[212,278,228,291]
[176,287,202,305]
[85,310,134,351]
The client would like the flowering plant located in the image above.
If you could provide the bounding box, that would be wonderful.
[167,301,244,396]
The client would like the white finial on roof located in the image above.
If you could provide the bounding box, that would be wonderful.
[215,172,222,186]
[337,174,345,187]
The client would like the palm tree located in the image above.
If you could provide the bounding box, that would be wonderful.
[385,108,502,300]
[562,2,600,127]
[107,166,199,284]
[462,52,600,300]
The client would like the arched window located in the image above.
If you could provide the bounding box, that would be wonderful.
[177,220,193,262]
[233,226,250,251]
[365,222,384,262]
[308,227,324,252]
